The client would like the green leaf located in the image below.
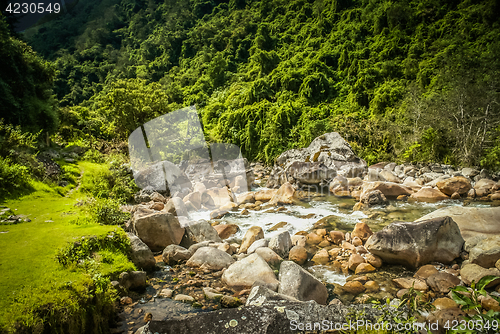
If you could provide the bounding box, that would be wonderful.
[477,276,499,290]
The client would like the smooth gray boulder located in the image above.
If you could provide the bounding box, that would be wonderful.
[222,253,279,290]
[127,232,156,270]
[278,261,328,305]
[180,220,222,248]
[416,206,500,242]
[162,244,192,265]
[186,247,234,270]
[132,211,185,252]
[365,217,464,269]
[268,231,292,258]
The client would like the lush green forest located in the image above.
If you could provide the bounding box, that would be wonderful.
[2,0,500,194]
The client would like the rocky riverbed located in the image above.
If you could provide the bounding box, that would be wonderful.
[111,132,500,334]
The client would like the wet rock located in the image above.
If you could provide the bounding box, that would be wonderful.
[311,249,330,265]
[254,189,278,202]
[222,253,279,290]
[236,192,255,205]
[247,239,269,254]
[468,236,500,268]
[214,224,239,240]
[436,176,471,196]
[306,232,323,245]
[360,190,387,206]
[351,237,362,247]
[268,231,292,258]
[120,296,133,305]
[479,295,500,312]
[342,281,365,295]
[416,206,500,242]
[186,247,235,270]
[392,277,428,291]
[132,211,185,252]
[364,281,379,293]
[351,223,373,242]
[460,264,500,288]
[203,287,223,300]
[239,226,265,254]
[268,221,288,232]
[269,182,299,205]
[355,263,375,274]
[278,261,328,305]
[119,271,147,290]
[180,220,222,248]
[127,232,156,270]
[474,179,496,197]
[288,246,308,265]
[427,272,461,293]
[162,244,192,265]
[410,187,449,203]
[329,231,344,245]
[362,181,413,198]
[365,217,464,269]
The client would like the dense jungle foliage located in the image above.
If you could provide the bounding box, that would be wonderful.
[2,0,500,176]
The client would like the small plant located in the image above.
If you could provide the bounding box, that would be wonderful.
[87,197,130,225]
[398,283,435,316]
[449,276,500,334]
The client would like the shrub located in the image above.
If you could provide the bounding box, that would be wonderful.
[0,157,31,195]
[86,198,130,226]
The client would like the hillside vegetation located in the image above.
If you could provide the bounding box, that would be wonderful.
[18,0,500,169]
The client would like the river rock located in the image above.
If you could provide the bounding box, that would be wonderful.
[468,236,500,268]
[474,179,497,197]
[214,224,239,239]
[183,191,202,210]
[342,281,365,295]
[355,263,376,274]
[348,254,365,271]
[266,132,366,188]
[174,294,194,303]
[360,190,387,206]
[278,261,328,304]
[365,217,464,269]
[414,264,439,279]
[205,187,235,207]
[163,197,188,217]
[362,181,413,198]
[237,192,255,205]
[460,264,500,288]
[186,246,235,270]
[351,222,373,242]
[410,187,449,203]
[119,271,147,290]
[379,170,401,183]
[268,231,292,258]
[269,182,299,205]
[255,247,282,266]
[365,254,383,268]
[288,245,308,265]
[222,253,279,290]
[393,277,428,291]
[416,206,500,241]
[436,176,471,196]
[254,189,278,202]
[162,244,192,265]
[180,220,222,248]
[427,272,461,293]
[247,239,269,254]
[291,235,307,247]
[433,297,458,310]
[239,226,265,253]
[133,160,192,196]
[311,249,330,265]
[127,232,156,270]
[132,211,185,252]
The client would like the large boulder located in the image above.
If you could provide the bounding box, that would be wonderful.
[436,176,472,196]
[186,247,235,270]
[127,232,156,270]
[222,253,279,290]
[365,217,464,269]
[278,261,328,305]
[474,179,497,197]
[269,182,299,205]
[409,187,449,203]
[179,220,222,248]
[416,206,500,242]
[133,160,192,196]
[132,211,185,252]
[266,132,366,188]
[239,226,265,254]
[268,231,292,258]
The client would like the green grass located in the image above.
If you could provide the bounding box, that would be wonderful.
[0,161,134,333]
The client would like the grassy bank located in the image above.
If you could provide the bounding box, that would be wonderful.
[0,161,134,333]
